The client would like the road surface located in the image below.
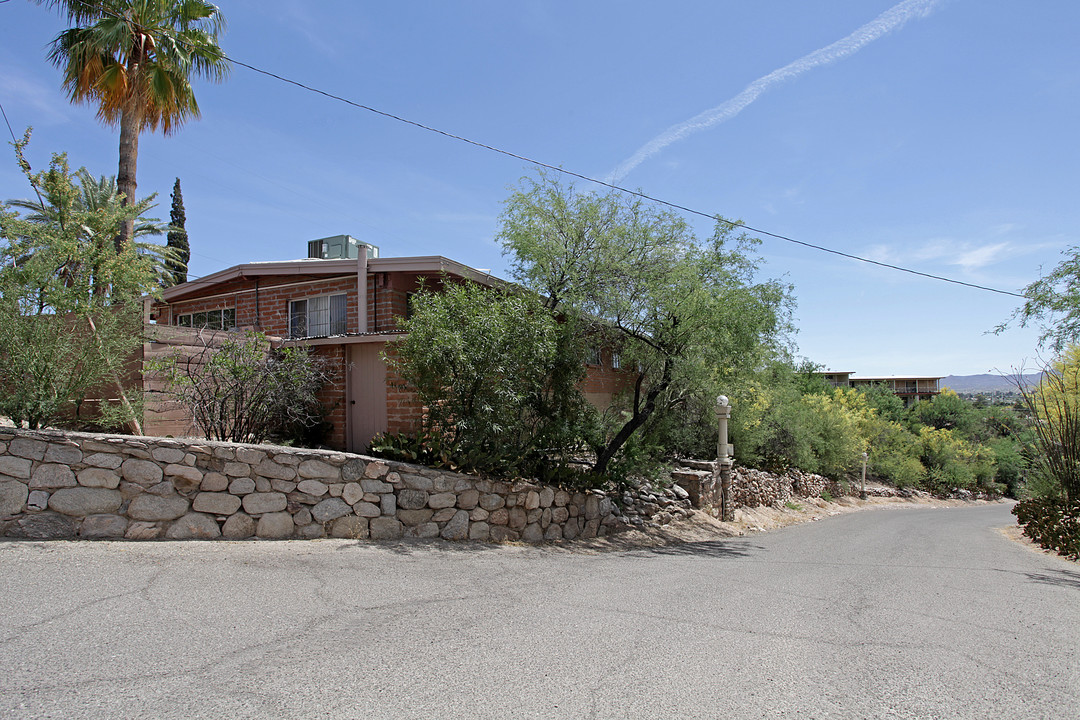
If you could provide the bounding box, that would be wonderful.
[0,503,1076,719]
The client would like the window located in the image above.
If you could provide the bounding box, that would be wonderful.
[587,347,602,366]
[611,352,621,370]
[290,293,347,338]
[176,308,235,330]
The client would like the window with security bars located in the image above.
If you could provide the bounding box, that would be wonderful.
[176,308,235,330]
[289,293,347,338]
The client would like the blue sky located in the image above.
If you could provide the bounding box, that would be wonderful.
[2,0,1077,376]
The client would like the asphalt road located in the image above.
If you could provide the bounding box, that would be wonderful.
[0,503,1076,719]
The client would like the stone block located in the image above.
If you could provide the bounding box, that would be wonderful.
[272,452,300,466]
[166,513,222,539]
[398,508,434,526]
[293,508,313,526]
[222,513,255,539]
[400,473,433,492]
[311,498,352,522]
[352,501,381,518]
[521,523,544,543]
[29,464,77,489]
[552,506,569,523]
[83,453,123,470]
[8,512,76,539]
[526,508,542,524]
[27,490,49,511]
[271,479,297,494]
[299,523,325,539]
[77,468,120,489]
[228,477,256,495]
[44,443,82,465]
[428,492,456,510]
[121,459,163,486]
[479,493,505,511]
[298,459,338,479]
[48,487,122,516]
[341,458,366,482]
[456,489,479,510]
[544,525,563,541]
[193,492,243,515]
[440,509,470,540]
[79,514,128,538]
[151,447,187,464]
[328,483,344,497]
[404,522,439,539]
[363,460,389,479]
[369,516,403,540]
[256,511,295,539]
[508,506,527,530]
[0,480,28,515]
[242,492,288,515]
[235,448,267,465]
[398,488,429,510]
[524,491,541,510]
[297,479,329,497]
[201,472,229,492]
[331,515,369,539]
[9,437,47,461]
[469,507,489,522]
[254,459,296,481]
[539,487,555,508]
[254,477,272,492]
[554,490,570,507]
[0,456,32,480]
[223,462,252,477]
[489,526,519,543]
[360,478,392,494]
[468,522,490,541]
[380,493,397,516]
[165,464,203,492]
[489,508,509,526]
[128,494,189,521]
[125,521,162,540]
[341,482,364,505]
[432,508,457,523]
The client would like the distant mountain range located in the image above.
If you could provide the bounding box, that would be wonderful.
[941,373,1042,394]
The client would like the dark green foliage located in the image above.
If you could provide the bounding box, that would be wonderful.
[165,178,189,286]
[1013,498,1080,560]
[382,281,593,478]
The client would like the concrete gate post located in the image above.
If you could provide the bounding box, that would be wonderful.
[716,396,734,522]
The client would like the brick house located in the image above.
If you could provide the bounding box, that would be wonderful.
[147,236,631,451]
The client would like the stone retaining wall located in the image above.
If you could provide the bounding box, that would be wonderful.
[0,428,623,542]
[672,461,847,513]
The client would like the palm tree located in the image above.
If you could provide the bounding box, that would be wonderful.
[39,0,228,251]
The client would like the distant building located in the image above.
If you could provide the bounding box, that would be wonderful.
[815,371,943,405]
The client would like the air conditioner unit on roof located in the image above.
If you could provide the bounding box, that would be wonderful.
[307,235,380,260]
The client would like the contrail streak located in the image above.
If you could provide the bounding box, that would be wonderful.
[608,0,943,182]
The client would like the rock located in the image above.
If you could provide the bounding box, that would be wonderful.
[193,492,243,515]
[554,490,570,507]
[508,507,528,530]
[563,519,581,540]
[468,521,490,541]
[479,493,505,511]
[271,479,297,493]
[432,508,457,523]
[79,514,128,538]
[403,522,439,539]
[0,481,29,515]
[254,459,296,481]
[120,459,163,486]
[151,447,187,464]
[48,487,122,516]
[127,494,189,521]
[242,492,288,515]
[489,508,509,526]
[398,488,429,510]
[299,523,325,539]
[544,524,563,541]
[9,512,76,539]
[341,458,366,482]
[235,448,267,465]
[398,508,434,526]
[526,508,542,524]
[331,515,369,539]
[0,456,32,480]
[341,482,364,505]
[295,479,327,497]
[76,468,120,489]
[521,523,544,543]
[363,461,389,479]
[125,521,162,540]
[524,491,541,511]
[9,437,47,461]
[44,443,82,465]
[440,509,470,540]
[539,487,555,508]
[29,464,76,490]
[222,513,256,539]
[166,513,222,539]
[380,493,397,516]
[428,492,456,510]
[223,462,251,478]
[199,472,228,492]
[307,497,350,522]
[146,481,177,497]
[369,516,403,540]
[585,495,600,519]
[165,464,203,491]
[297,459,338,479]
[456,489,479,510]
[489,526,519,542]
[360,478,392,494]
[228,477,256,495]
[400,473,433,492]
[351,501,381,518]
[26,490,49,511]
[328,483,344,497]
[286,491,320,507]
[291,508,312,526]
[256,512,295,539]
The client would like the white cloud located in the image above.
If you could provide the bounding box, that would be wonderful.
[608,0,943,182]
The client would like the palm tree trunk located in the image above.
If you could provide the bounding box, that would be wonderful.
[116,98,140,253]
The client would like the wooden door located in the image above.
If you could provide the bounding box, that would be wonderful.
[347,344,388,452]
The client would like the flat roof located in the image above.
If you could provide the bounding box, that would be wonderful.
[157,255,505,303]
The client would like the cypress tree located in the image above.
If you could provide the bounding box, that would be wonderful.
[166,178,190,286]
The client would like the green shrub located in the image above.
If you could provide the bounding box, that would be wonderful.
[1013,498,1080,560]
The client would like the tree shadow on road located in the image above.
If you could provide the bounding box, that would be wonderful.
[1022,567,1080,590]
[623,539,765,560]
